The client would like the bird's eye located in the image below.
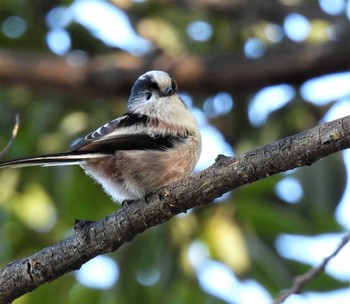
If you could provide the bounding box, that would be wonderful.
[146,91,152,100]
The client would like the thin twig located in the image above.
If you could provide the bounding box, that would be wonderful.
[0,114,20,160]
[273,233,350,303]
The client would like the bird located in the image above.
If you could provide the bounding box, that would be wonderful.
[0,70,201,203]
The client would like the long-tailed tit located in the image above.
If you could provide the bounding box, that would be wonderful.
[0,71,201,202]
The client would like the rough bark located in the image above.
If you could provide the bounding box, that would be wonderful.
[1,115,350,303]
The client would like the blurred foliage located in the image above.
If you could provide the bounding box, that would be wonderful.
[0,0,349,303]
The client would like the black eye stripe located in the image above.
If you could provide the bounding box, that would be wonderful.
[129,75,161,102]
[141,75,160,92]
[150,80,160,92]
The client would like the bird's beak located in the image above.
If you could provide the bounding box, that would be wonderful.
[161,87,174,97]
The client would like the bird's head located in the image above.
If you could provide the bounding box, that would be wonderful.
[127,70,179,112]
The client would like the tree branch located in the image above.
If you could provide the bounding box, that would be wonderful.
[1,115,350,303]
[168,0,340,22]
[0,37,349,99]
[273,233,350,304]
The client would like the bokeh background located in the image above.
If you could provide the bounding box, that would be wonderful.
[1,0,350,303]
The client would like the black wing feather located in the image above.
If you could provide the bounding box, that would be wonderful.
[75,134,184,153]
[70,113,185,153]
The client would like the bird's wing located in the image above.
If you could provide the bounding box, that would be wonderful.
[0,113,184,169]
[70,113,184,153]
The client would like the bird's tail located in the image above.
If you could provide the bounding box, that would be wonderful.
[0,152,108,169]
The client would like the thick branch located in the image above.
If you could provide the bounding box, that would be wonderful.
[1,115,350,303]
[0,38,349,98]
